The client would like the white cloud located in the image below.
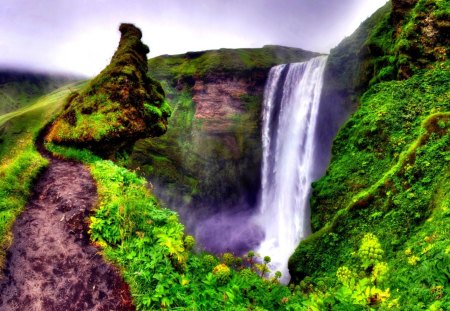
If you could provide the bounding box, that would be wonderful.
[0,0,389,76]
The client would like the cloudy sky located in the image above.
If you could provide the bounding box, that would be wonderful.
[0,0,387,76]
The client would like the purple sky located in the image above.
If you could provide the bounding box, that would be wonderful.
[0,0,387,76]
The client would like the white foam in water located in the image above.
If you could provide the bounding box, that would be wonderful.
[255,56,327,283]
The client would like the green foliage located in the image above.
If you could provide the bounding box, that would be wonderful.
[212,264,231,285]
[298,235,396,310]
[183,235,195,251]
[290,48,450,311]
[365,0,449,82]
[358,234,384,269]
[222,253,236,267]
[336,266,354,286]
[202,254,218,269]
[148,45,319,80]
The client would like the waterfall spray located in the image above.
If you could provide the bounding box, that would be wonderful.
[256,56,327,282]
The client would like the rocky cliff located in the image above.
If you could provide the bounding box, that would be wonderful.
[129,46,319,252]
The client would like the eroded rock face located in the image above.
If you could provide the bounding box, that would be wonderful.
[46,23,170,157]
[193,79,247,120]
[392,0,419,27]
[192,78,260,132]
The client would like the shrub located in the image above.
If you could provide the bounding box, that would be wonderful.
[183,235,195,251]
[212,263,231,285]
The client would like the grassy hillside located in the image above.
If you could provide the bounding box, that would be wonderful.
[148,45,320,80]
[0,69,80,115]
[289,0,450,309]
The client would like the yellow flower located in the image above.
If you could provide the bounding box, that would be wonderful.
[408,255,420,265]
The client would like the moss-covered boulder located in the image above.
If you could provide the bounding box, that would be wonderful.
[46,23,170,156]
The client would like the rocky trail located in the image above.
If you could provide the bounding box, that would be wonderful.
[0,136,135,310]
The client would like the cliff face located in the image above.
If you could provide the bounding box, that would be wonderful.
[312,3,392,177]
[46,24,170,156]
[129,46,319,250]
[289,2,450,307]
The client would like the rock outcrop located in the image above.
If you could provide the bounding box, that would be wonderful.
[46,23,170,156]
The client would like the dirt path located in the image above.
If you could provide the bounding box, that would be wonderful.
[0,149,134,310]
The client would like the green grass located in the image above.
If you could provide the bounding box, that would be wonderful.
[148,45,319,80]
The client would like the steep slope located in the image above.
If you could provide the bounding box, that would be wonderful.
[46,24,171,156]
[129,46,320,252]
[289,0,450,309]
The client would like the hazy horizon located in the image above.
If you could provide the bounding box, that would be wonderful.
[1,0,388,76]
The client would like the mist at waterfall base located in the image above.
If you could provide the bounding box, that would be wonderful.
[150,56,341,284]
[149,179,264,256]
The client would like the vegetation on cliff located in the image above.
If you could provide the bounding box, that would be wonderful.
[148,45,320,81]
[290,0,450,309]
[46,24,171,156]
[129,46,319,243]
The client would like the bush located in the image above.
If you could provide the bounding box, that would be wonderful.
[212,264,231,285]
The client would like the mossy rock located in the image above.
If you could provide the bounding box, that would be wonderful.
[46,23,170,156]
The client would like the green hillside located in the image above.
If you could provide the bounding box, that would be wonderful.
[0,69,80,115]
[289,0,450,309]
[148,45,320,80]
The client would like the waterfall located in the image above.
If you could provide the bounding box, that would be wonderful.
[256,56,327,282]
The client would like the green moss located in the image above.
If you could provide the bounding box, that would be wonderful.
[290,59,450,308]
[366,0,449,82]
[46,24,170,156]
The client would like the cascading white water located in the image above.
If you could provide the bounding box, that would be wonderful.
[256,56,327,282]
